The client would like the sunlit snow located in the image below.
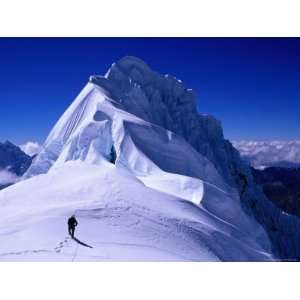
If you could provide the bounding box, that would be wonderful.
[0,57,273,261]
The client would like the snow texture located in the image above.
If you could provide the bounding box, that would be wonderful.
[0,56,289,261]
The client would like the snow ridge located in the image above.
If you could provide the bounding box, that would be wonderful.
[0,56,283,261]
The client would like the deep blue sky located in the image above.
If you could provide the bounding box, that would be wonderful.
[0,38,300,145]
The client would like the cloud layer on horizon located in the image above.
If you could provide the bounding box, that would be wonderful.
[0,169,19,185]
[232,140,300,169]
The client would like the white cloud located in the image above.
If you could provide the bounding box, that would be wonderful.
[232,140,300,169]
[0,169,19,185]
[20,141,42,157]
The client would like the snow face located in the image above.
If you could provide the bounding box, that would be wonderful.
[0,56,276,261]
[101,57,233,186]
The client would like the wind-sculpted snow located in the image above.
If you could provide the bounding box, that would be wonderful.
[11,80,270,260]
[0,162,272,261]
[3,56,298,261]
[122,121,226,189]
[100,57,234,186]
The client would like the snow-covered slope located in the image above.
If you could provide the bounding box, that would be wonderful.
[0,161,273,261]
[0,57,275,261]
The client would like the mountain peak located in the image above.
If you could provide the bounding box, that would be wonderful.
[112,56,152,72]
[103,56,155,88]
[5,55,275,261]
[90,57,229,183]
[0,140,32,176]
[3,57,300,261]
[1,140,15,147]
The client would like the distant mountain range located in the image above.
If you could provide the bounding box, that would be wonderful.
[252,167,300,219]
[233,140,300,220]
[0,141,33,190]
[232,140,300,169]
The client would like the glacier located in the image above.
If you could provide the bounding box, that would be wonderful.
[1,56,298,261]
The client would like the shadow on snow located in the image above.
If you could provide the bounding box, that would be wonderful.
[73,236,93,248]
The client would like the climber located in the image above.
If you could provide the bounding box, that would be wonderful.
[110,145,117,164]
[68,215,78,238]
